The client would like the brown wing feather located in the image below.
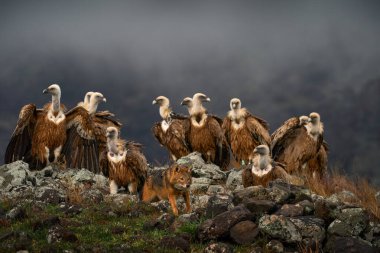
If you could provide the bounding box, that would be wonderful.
[242,167,254,188]
[246,115,271,146]
[152,122,166,146]
[5,104,39,163]
[271,117,300,150]
[63,106,99,172]
[207,116,230,170]
[222,116,232,144]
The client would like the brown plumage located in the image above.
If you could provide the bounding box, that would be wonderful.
[181,93,230,170]
[222,98,270,165]
[151,96,191,161]
[62,92,108,173]
[5,84,67,169]
[271,113,323,175]
[242,145,304,187]
[106,127,148,194]
[307,141,328,179]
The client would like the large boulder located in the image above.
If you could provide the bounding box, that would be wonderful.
[0,161,34,192]
[225,168,243,191]
[258,215,302,243]
[328,208,369,237]
[233,186,269,205]
[230,220,259,245]
[177,152,226,183]
[290,216,325,244]
[325,236,378,253]
[197,205,252,241]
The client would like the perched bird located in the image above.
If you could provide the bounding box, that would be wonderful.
[151,96,191,161]
[5,84,67,169]
[62,92,107,173]
[242,145,304,187]
[222,98,270,165]
[77,91,94,110]
[181,93,230,170]
[271,113,323,175]
[106,127,148,195]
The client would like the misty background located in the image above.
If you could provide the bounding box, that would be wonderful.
[1,1,379,184]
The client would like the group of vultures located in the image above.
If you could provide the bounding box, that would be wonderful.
[4,84,327,194]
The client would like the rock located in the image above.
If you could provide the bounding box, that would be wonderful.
[59,204,82,216]
[160,235,190,253]
[144,213,175,230]
[296,200,314,215]
[265,240,284,253]
[207,185,226,195]
[290,216,325,243]
[197,205,252,241]
[229,220,259,245]
[325,236,378,253]
[81,188,104,204]
[34,166,58,179]
[258,215,302,243]
[172,212,200,230]
[6,206,26,220]
[191,178,212,193]
[243,199,276,215]
[93,174,109,188]
[193,195,211,210]
[331,190,359,204]
[204,242,233,253]
[0,161,32,191]
[268,185,291,204]
[269,179,312,203]
[47,225,78,244]
[177,152,226,183]
[72,169,95,184]
[35,187,64,204]
[233,185,269,205]
[328,208,369,237]
[225,169,243,190]
[275,204,303,217]
[314,198,339,222]
[205,194,233,218]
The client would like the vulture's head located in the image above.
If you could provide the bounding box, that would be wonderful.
[181,97,193,108]
[152,96,170,107]
[309,112,321,124]
[253,145,270,156]
[193,93,210,104]
[43,84,61,96]
[299,115,309,125]
[84,91,94,103]
[106,127,118,139]
[230,98,241,110]
[91,92,107,104]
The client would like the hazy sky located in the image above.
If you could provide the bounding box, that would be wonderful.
[1,1,380,174]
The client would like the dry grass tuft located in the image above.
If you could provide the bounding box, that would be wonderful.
[304,169,380,219]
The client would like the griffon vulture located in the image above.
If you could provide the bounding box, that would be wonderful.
[5,84,67,169]
[77,91,94,110]
[181,93,230,170]
[151,96,191,161]
[106,127,148,194]
[222,98,270,165]
[242,145,304,187]
[271,113,323,175]
[62,92,108,173]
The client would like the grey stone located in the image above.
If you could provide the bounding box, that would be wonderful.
[243,199,276,215]
[233,185,269,205]
[35,187,65,204]
[177,152,226,183]
[290,216,325,243]
[258,215,302,243]
[72,169,95,183]
[325,236,378,253]
[230,220,259,245]
[296,200,314,215]
[6,206,26,220]
[328,208,369,237]
[205,194,233,218]
[275,204,303,217]
[226,168,243,190]
[265,240,284,253]
[204,242,233,253]
[198,205,252,241]
[207,185,226,195]
[0,161,31,191]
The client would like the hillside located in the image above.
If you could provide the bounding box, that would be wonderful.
[1,153,380,253]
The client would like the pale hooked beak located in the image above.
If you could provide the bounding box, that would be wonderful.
[152,100,157,105]
[42,89,49,94]
[205,97,211,102]
[103,97,107,102]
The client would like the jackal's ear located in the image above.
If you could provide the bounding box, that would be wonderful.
[174,164,180,172]
[187,165,192,173]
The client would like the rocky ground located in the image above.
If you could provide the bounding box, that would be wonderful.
[1,153,380,252]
